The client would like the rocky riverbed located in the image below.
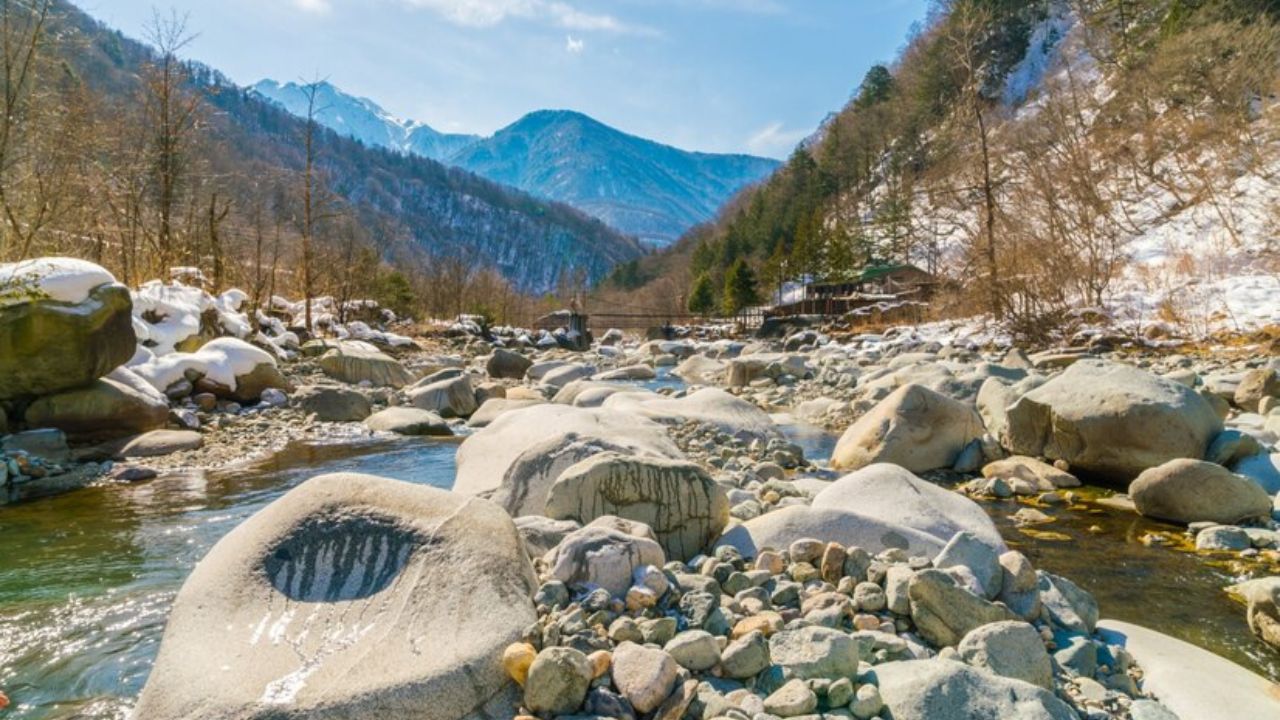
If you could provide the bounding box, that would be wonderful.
[2,258,1280,719]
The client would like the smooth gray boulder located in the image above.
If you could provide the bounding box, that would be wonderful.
[769,626,860,680]
[812,464,1005,551]
[602,387,775,439]
[714,505,946,561]
[1038,571,1098,634]
[465,398,541,428]
[957,621,1053,689]
[908,569,1018,647]
[454,404,681,513]
[318,341,415,388]
[871,659,1076,720]
[545,452,729,561]
[364,407,452,436]
[611,642,679,714]
[975,375,1046,445]
[1003,360,1223,482]
[544,518,666,596]
[25,367,169,442]
[832,383,984,473]
[524,647,592,715]
[486,348,532,380]
[134,473,538,720]
[1129,458,1271,525]
[0,280,135,400]
[407,374,477,418]
[1234,368,1278,413]
[294,384,372,422]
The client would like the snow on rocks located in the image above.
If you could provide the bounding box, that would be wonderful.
[0,257,120,307]
[130,337,286,403]
[132,281,253,356]
[1,258,136,400]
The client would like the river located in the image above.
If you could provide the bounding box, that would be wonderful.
[1,383,1277,718]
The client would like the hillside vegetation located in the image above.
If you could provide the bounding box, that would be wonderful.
[0,0,644,325]
[606,0,1280,339]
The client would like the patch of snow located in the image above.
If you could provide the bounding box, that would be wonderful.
[1003,2,1075,107]
[0,257,118,307]
[131,337,275,394]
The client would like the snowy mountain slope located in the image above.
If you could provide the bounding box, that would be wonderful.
[450,110,781,247]
[250,80,480,161]
[254,81,780,246]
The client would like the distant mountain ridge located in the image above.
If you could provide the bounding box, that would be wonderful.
[252,81,781,246]
[251,80,480,162]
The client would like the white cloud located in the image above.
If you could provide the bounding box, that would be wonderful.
[401,0,634,32]
[747,122,809,157]
[294,0,333,13]
[565,34,585,53]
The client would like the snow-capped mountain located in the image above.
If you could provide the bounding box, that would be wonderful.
[250,80,479,162]
[252,80,780,246]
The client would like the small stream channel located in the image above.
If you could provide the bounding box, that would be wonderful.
[1,373,1277,718]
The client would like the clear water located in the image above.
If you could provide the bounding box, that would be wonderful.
[1,409,1277,719]
[0,438,460,720]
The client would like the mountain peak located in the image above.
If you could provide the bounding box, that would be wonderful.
[255,79,780,245]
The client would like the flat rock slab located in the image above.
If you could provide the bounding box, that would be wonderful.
[1097,620,1280,720]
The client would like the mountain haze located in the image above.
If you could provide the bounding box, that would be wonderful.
[254,81,781,246]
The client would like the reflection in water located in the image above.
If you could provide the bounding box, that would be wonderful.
[0,438,460,720]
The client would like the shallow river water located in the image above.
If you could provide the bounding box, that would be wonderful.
[1,408,1277,718]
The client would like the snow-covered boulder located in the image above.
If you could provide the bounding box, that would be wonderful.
[132,281,251,356]
[132,337,289,403]
[0,258,135,399]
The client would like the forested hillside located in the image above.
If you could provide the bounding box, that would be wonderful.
[0,0,645,320]
[606,0,1280,338]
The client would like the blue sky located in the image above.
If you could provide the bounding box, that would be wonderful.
[87,0,929,158]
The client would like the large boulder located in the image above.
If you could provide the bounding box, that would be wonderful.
[24,367,169,441]
[545,452,729,561]
[408,374,477,418]
[134,474,538,720]
[0,258,135,400]
[672,355,727,385]
[294,384,372,422]
[365,407,452,436]
[956,621,1053,689]
[453,404,681,514]
[486,348,532,380]
[1234,368,1279,413]
[714,505,946,560]
[812,464,1004,551]
[1003,360,1223,482]
[831,384,984,473]
[975,375,1046,444]
[318,340,415,388]
[908,570,1018,647]
[871,659,1077,720]
[602,388,774,439]
[768,626,860,680]
[132,337,289,403]
[1129,458,1272,525]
